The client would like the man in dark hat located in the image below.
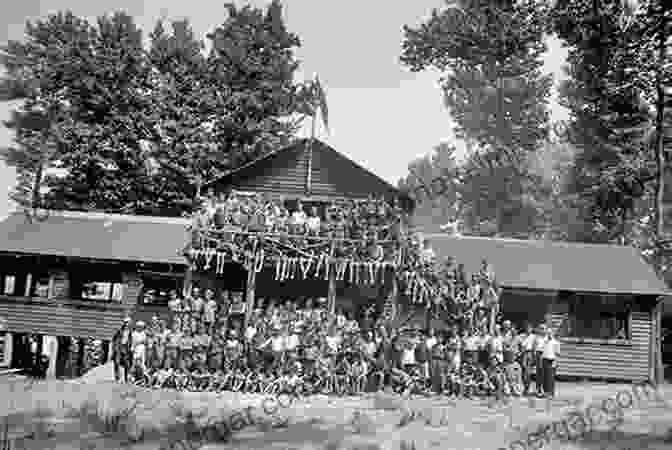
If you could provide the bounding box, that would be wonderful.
[111,317,132,382]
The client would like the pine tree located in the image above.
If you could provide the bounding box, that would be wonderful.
[1,3,315,215]
[401,0,553,236]
[551,0,670,257]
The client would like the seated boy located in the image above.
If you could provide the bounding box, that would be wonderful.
[151,361,174,388]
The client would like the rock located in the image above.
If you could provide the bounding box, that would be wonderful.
[80,362,115,384]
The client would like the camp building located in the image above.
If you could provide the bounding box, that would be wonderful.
[0,138,667,382]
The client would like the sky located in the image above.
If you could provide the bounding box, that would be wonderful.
[0,0,569,219]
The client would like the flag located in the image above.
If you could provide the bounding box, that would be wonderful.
[313,75,329,133]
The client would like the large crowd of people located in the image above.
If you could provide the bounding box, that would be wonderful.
[190,189,407,244]
[109,190,562,399]
[111,285,561,399]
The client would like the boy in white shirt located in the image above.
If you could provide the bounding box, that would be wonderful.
[131,321,148,377]
[203,289,218,333]
[290,200,307,233]
[285,325,300,352]
[542,328,560,398]
[306,206,321,235]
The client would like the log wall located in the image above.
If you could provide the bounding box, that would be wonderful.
[550,311,651,381]
[0,296,126,340]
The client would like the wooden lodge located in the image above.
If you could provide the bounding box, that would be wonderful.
[0,138,667,382]
[425,234,669,382]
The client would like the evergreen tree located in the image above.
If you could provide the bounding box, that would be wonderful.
[401,0,553,236]
[1,2,314,215]
[551,0,670,263]
[0,12,93,212]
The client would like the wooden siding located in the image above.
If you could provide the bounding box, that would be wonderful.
[122,273,143,310]
[550,311,651,381]
[213,140,402,202]
[223,145,309,197]
[0,296,126,340]
[309,144,400,200]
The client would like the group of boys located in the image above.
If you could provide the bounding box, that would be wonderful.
[111,283,560,398]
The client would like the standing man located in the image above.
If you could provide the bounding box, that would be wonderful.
[534,324,547,397]
[111,317,132,382]
[190,286,204,321]
[518,324,536,396]
[131,321,148,379]
[542,328,560,398]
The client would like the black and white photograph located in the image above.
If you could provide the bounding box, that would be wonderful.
[0,1,671,449]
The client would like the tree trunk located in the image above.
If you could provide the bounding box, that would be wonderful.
[31,162,43,209]
[654,13,668,272]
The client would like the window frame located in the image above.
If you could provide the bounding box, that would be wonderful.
[79,281,125,302]
[70,266,125,303]
[0,332,12,367]
[139,272,184,306]
[1,274,20,296]
[565,293,633,342]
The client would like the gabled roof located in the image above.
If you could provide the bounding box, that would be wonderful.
[1,210,663,297]
[0,210,190,265]
[426,234,669,296]
[204,138,404,200]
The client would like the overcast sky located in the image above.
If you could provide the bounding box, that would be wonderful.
[0,0,569,218]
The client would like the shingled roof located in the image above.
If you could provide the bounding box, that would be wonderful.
[426,234,669,296]
[0,210,189,265]
[0,211,666,297]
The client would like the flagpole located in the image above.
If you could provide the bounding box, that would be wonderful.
[306,80,318,197]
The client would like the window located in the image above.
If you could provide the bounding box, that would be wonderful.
[34,274,51,298]
[3,276,16,295]
[567,294,631,340]
[0,273,28,296]
[71,265,124,302]
[0,333,11,367]
[140,273,183,305]
[81,282,124,301]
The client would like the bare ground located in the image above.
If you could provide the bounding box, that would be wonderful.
[2,364,671,450]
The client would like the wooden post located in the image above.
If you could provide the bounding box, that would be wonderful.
[327,265,336,321]
[183,267,193,298]
[24,273,32,297]
[47,275,55,300]
[650,300,658,382]
[652,297,664,384]
[391,270,399,323]
[327,242,337,324]
[244,267,256,328]
[656,301,664,384]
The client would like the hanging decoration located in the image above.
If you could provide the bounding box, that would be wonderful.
[184,189,500,331]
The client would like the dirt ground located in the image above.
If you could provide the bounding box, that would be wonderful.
[2,364,672,450]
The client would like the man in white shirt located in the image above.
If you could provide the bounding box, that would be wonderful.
[426,329,438,351]
[534,324,547,397]
[285,325,300,352]
[463,331,480,365]
[290,200,307,233]
[519,324,536,395]
[131,321,148,376]
[401,338,417,371]
[541,328,560,398]
[244,320,258,343]
[489,326,504,365]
